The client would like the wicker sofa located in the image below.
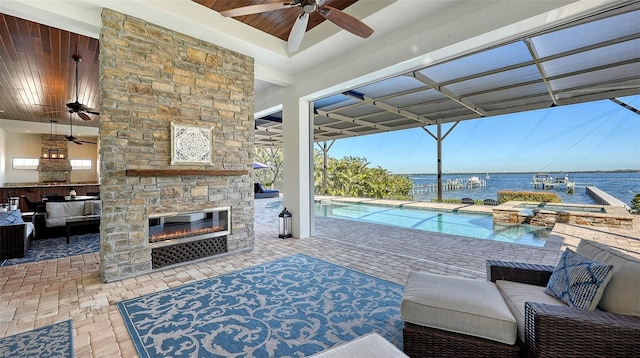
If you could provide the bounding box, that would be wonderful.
[0,210,34,259]
[486,239,640,357]
[402,239,640,357]
[33,200,101,239]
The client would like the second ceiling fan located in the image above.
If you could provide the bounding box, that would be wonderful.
[220,0,374,52]
[66,115,96,145]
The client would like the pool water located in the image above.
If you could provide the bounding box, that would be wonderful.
[314,202,549,247]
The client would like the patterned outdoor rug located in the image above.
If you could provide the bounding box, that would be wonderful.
[0,320,73,357]
[0,233,99,266]
[118,254,404,358]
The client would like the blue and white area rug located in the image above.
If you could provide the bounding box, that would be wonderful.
[0,320,73,358]
[0,233,99,266]
[118,254,404,357]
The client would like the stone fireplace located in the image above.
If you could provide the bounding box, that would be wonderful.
[36,134,71,183]
[98,9,255,282]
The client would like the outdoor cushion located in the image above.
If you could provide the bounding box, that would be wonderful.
[46,201,85,218]
[309,333,407,358]
[576,239,640,317]
[0,210,24,225]
[401,271,517,345]
[544,248,613,310]
[496,280,567,342]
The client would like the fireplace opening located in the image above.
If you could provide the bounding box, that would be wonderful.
[148,207,230,245]
[148,207,230,269]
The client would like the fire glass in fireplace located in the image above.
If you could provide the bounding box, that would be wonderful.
[148,207,230,245]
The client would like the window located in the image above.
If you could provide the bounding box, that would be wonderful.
[12,157,39,170]
[70,159,92,170]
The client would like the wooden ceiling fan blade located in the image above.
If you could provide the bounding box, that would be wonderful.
[78,112,91,121]
[287,12,309,53]
[319,6,374,38]
[220,2,294,17]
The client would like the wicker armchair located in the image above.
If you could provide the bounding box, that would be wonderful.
[0,223,34,259]
[487,260,640,357]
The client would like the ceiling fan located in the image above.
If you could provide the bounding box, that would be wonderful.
[220,0,374,52]
[65,115,96,145]
[66,54,99,121]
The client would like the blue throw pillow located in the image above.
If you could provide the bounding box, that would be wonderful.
[0,209,24,225]
[545,248,614,310]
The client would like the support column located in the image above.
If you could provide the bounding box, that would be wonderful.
[422,120,460,202]
[282,90,313,239]
[437,120,443,202]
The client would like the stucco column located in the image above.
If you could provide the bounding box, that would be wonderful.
[282,89,313,239]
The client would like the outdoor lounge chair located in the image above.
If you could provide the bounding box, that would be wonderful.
[254,183,279,199]
[483,198,499,206]
[461,198,474,205]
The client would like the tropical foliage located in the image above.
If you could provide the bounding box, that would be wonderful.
[315,153,413,200]
[254,146,413,199]
[253,147,282,190]
[630,193,640,214]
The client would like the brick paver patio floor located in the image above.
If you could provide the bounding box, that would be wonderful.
[1,197,638,356]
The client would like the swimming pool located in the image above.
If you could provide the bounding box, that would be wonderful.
[314,202,549,247]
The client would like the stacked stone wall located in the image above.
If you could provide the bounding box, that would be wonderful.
[99,9,254,281]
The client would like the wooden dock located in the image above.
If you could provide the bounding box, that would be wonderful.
[532,174,575,192]
[410,177,486,195]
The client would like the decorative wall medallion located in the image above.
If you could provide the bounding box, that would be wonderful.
[171,123,213,165]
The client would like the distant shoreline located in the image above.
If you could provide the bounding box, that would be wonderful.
[398,169,640,176]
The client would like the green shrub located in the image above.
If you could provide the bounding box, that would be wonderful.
[631,193,640,214]
[497,190,561,204]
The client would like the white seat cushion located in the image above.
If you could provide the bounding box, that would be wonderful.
[495,280,567,342]
[401,271,517,345]
[46,201,85,218]
[309,333,407,358]
[576,239,640,317]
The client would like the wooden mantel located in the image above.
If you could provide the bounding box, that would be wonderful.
[125,169,248,177]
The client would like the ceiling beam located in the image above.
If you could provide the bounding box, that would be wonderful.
[411,71,487,117]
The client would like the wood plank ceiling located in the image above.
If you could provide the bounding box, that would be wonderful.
[0,13,100,128]
[0,1,358,131]
[192,0,359,41]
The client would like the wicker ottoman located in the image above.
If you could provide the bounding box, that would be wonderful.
[401,271,520,358]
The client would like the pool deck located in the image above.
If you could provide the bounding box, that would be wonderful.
[0,196,638,356]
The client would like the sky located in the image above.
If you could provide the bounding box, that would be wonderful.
[325,95,640,174]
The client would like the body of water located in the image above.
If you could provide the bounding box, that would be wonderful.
[409,172,639,205]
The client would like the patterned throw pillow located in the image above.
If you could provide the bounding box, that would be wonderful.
[0,209,24,225]
[545,248,614,310]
